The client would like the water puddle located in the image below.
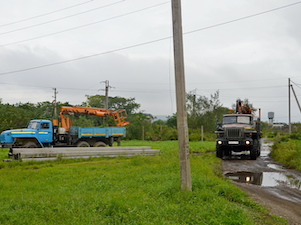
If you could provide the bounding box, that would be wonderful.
[224,171,301,190]
[267,163,284,170]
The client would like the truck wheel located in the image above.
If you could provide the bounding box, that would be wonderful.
[23,142,38,148]
[76,141,90,147]
[216,146,223,159]
[257,141,261,157]
[94,141,106,147]
[250,139,258,160]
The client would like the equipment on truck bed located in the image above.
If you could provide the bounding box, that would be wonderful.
[57,106,130,132]
[215,99,261,160]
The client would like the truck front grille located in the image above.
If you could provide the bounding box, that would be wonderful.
[225,128,242,138]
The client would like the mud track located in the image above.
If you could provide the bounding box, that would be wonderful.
[222,140,301,225]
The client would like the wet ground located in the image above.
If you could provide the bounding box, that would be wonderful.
[222,140,301,224]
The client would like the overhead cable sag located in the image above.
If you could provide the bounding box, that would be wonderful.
[1,1,301,75]
[0,0,94,28]
[0,1,170,47]
[0,0,125,36]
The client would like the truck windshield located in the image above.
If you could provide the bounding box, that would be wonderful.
[27,121,40,129]
[223,116,251,124]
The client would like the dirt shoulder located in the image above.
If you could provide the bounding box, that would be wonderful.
[222,141,301,225]
[236,183,301,225]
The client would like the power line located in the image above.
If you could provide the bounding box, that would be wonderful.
[0,0,94,28]
[1,1,301,75]
[1,0,299,47]
[0,1,125,36]
[0,2,170,47]
[290,79,301,91]
[185,1,301,35]
[0,36,171,76]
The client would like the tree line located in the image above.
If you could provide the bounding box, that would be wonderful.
[0,91,228,141]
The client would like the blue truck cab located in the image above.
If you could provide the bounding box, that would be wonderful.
[0,120,53,148]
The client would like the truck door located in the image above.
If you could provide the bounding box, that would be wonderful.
[37,122,52,144]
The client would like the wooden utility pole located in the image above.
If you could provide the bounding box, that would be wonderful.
[104,80,109,109]
[288,78,292,135]
[171,0,192,191]
[52,88,58,119]
[101,80,113,109]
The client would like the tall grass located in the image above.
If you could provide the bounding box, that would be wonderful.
[272,139,301,170]
[0,141,286,224]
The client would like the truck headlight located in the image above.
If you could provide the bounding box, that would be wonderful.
[246,140,250,145]
[217,141,222,145]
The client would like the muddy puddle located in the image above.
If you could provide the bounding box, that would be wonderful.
[225,171,301,190]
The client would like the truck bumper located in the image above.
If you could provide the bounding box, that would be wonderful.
[216,139,253,152]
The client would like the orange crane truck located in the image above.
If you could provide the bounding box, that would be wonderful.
[0,106,130,148]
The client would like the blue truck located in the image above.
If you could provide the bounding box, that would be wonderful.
[0,119,126,148]
[1,106,130,148]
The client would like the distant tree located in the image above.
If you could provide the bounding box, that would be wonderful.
[186,90,229,132]
[166,114,177,128]
[83,95,140,114]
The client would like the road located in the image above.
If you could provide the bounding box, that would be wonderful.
[222,140,301,225]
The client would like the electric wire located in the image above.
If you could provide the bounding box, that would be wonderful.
[1,1,300,75]
[0,1,170,47]
[0,36,171,76]
[0,1,125,36]
[0,0,94,28]
[185,1,301,35]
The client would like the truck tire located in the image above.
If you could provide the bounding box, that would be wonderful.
[216,145,223,159]
[250,139,258,160]
[76,141,90,147]
[94,141,106,147]
[23,142,38,148]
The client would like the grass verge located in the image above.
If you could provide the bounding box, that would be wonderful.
[0,141,287,224]
[271,139,301,170]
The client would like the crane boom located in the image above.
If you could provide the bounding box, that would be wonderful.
[58,106,130,132]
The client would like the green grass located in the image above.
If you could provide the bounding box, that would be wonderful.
[271,139,301,170]
[0,141,287,225]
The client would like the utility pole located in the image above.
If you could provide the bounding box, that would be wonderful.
[101,80,111,109]
[52,88,58,119]
[288,78,292,135]
[171,0,192,191]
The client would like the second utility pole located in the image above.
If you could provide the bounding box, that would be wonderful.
[171,0,192,191]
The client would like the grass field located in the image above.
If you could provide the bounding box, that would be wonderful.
[271,139,301,171]
[0,141,286,225]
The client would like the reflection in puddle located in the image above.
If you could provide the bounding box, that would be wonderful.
[225,171,301,190]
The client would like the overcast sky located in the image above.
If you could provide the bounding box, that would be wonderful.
[1,0,301,123]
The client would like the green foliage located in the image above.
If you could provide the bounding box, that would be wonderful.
[272,139,301,170]
[146,124,178,141]
[84,95,140,114]
[186,90,229,133]
[189,128,216,141]
[0,92,226,143]
[0,141,286,224]
[0,101,71,132]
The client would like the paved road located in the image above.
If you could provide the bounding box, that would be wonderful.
[222,140,301,225]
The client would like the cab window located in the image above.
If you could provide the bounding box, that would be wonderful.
[41,123,50,129]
